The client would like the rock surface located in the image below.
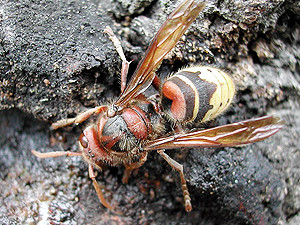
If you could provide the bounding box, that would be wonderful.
[0,0,299,224]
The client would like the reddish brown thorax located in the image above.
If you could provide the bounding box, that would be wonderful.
[79,103,154,167]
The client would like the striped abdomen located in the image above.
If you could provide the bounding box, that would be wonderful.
[161,66,235,123]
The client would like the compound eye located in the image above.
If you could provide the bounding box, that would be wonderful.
[79,133,88,148]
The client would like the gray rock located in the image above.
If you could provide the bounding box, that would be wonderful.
[0,0,299,224]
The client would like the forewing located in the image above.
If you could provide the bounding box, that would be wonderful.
[144,116,284,151]
[114,0,206,110]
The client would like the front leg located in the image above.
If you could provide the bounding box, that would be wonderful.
[51,105,108,129]
[88,164,114,211]
[31,149,82,158]
[157,150,192,212]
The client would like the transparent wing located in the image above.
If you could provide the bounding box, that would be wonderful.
[114,0,206,111]
[144,116,284,151]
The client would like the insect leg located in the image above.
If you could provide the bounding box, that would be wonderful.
[122,152,148,184]
[152,73,161,91]
[157,150,192,212]
[51,105,108,129]
[133,93,162,115]
[31,149,82,158]
[104,26,131,93]
[88,164,114,211]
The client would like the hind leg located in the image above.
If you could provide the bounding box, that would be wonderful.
[157,150,192,212]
